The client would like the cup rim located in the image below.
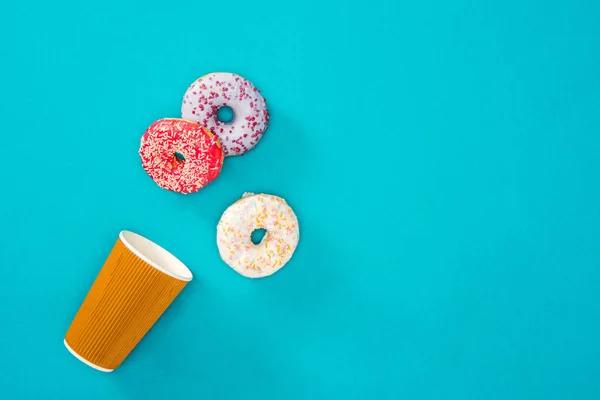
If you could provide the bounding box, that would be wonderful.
[119,231,193,282]
[64,339,114,372]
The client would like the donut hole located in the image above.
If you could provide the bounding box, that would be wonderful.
[174,152,185,163]
[251,228,267,245]
[217,106,234,123]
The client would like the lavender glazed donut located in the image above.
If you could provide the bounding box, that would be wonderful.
[181,72,269,156]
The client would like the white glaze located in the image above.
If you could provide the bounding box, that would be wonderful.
[217,193,299,278]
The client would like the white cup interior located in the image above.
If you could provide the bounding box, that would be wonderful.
[119,231,193,282]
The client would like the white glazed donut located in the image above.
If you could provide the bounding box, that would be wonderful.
[217,193,299,278]
[181,73,269,157]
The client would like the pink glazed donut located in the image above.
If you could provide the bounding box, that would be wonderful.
[181,72,269,156]
[139,118,224,194]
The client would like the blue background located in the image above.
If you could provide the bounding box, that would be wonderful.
[1,0,599,399]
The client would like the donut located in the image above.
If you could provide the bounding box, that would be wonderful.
[217,193,299,278]
[139,118,224,194]
[181,72,269,156]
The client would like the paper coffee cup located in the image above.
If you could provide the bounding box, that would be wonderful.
[64,231,192,372]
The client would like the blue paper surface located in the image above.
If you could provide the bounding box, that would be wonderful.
[1,0,599,398]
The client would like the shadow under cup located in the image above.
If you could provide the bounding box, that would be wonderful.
[64,231,192,372]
